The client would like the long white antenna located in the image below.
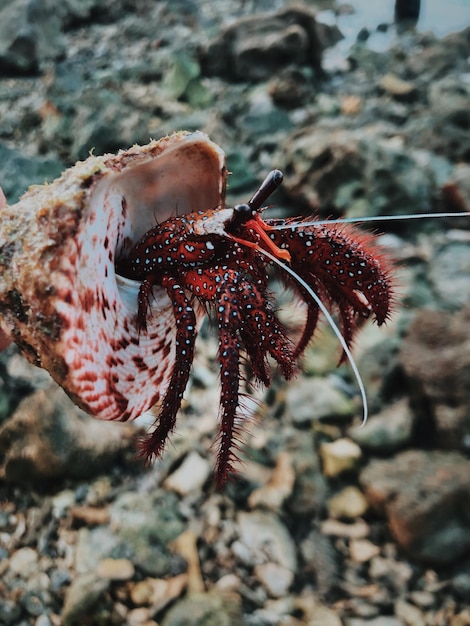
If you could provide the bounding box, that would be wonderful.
[258,248,369,426]
[270,211,470,230]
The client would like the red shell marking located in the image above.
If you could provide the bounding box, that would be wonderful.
[118,170,394,488]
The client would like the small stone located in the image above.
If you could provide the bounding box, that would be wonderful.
[369,556,413,592]
[170,530,204,594]
[9,546,38,577]
[127,608,153,626]
[237,511,297,572]
[379,73,417,99]
[96,558,135,581]
[254,562,294,597]
[321,518,370,539]
[62,573,110,626]
[409,591,435,609]
[349,399,413,453]
[451,610,470,626]
[327,486,368,520]
[215,574,241,593]
[320,438,362,477]
[248,452,295,511]
[35,616,52,626]
[71,506,110,526]
[349,539,380,563]
[287,377,353,425]
[0,599,21,625]
[394,598,426,626]
[161,591,244,626]
[163,451,211,496]
[341,95,362,116]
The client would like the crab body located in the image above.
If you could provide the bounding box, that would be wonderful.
[119,171,394,487]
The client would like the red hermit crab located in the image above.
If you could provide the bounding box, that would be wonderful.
[118,169,393,487]
[0,132,394,488]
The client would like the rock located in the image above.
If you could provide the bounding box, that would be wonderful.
[378,73,417,100]
[277,127,438,221]
[370,556,413,594]
[201,6,325,82]
[326,486,368,520]
[129,574,187,614]
[0,385,136,484]
[361,450,470,564]
[0,144,64,205]
[96,558,135,581]
[170,530,204,594]
[163,451,211,495]
[161,591,244,626]
[8,546,38,577]
[236,510,297,572]
[394,598,426,626]
[286,376,354,425]
[321,518,370,540]
[301,530,340,597]
[0,599,21,625]
[349,399,414,453]
[429,243,470,310]
[254,562,294,597]
[349,539,380,563]
[62,573,110,626]
[412,75,470,161]
[400,307,470,451]
[319,438,362,477]
[0,0,65,75]
[248,451,295,511]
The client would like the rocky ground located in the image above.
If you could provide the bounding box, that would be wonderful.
[1,0,470,625]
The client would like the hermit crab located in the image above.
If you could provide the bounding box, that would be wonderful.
[0,132,393,487]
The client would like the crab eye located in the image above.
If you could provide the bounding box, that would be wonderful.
[226,203,254,232]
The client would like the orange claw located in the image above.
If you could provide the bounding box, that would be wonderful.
[230,213,292,263]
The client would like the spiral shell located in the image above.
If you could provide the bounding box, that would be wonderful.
[0,132,226,421]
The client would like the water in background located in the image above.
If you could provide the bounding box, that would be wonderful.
[320,0,470,59]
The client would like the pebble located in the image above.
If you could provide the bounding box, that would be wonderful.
[253,562,294,597]
[170,530,204,593]
[163,451,211,495]
[327,486,369,520]
[9,546,38,577]
[96,557,135,581]
[320,438,363,477]
[321,518,370,539]
[61,573,110,626]
[349,539,381,563]
[395,598,426,626]
[349,399,413,452]
[236,510,298,571]
[248,451,295,511]
[379,73,417,98]
[286,377,354,425]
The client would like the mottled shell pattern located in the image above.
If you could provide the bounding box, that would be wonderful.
[0,132,226,422]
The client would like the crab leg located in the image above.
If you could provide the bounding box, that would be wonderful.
[139,275,197,462]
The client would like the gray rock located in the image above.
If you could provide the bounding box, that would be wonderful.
[236,510,297,572]
[61,573,110,626]
[0,385,136,484]
[161,591,244,626]
[400,307,470,451]
[349,399,414,452]
[0,0,65,75]
[361,450,470,564]
[0,144,63,205]
[286,376,354,425]
[201,6,325,82]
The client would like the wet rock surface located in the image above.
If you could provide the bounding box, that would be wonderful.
[1,0,470,625]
